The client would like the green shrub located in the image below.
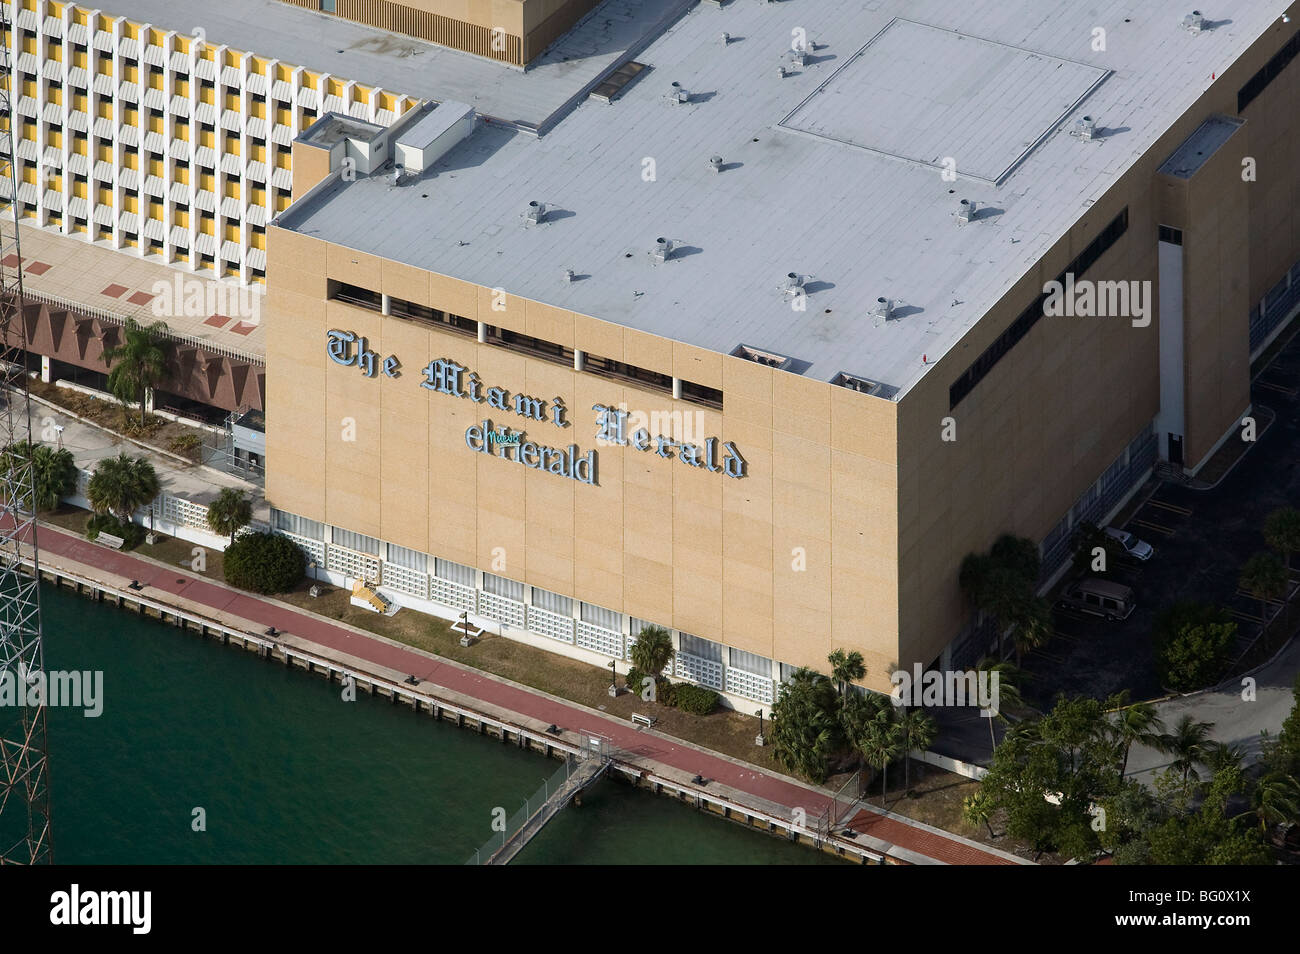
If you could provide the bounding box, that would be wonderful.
[625,666,647,699]
[1154,602,1236,692]
[85,513,146,550]
[655,676,677,708]
[674,683,719,715]
[223,531,306,594]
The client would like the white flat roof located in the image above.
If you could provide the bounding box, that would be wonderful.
[82,0,692,131]
[279,0,1295,396]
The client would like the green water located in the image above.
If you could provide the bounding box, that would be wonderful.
[37,585,840,865]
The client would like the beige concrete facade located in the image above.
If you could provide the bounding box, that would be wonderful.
[266,20,1300,695]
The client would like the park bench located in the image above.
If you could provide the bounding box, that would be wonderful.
[95,532,125,550]
[630,712,656,728]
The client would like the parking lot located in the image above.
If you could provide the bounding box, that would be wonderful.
[1024,329,1300,706]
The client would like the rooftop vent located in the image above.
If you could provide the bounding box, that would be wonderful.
[956,199,977,224]
[871,297,894,320]
[652,237,675,263]
[391,163,405,186]
[562,268,574,283]
[1182,10,1204,32]
[782,272,805,296]
[733,344,792,370]
[832,372,884,396]
[1073,115,1096,140]
[777,65,789,79]
[669,81,690,105]
[720,32,730,46]
[709,155,723,173]
[525,200,546,225]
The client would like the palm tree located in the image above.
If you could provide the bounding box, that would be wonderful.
[1110,700,1166,780]
[839,689,887,767]
[1161,714,1213,783]
[629,624,674,678]
[206,487,252,543]
[975,657,1028,751]
[102,317,170,427]
[771,668,842,784]
[1251,773,1300,833]
[1201,740,1246,777]
[1009,594,1053,667]
[0,440,77,512]
[827,648,866,697]
[898,707,937,789]
[857,705,905,807]
[1240,551,1288,624]
[87,452,161,523]
[1264,506,1300,573]
[963,790,996,839]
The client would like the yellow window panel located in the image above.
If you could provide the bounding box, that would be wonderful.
[124,64,138,85]
[148,157,163,177]
[97,187,112,204]
[73,50,88,69]
[96,143,112,162]
[48,130,62,148]
[73,93,89,113]
[74,181,88,199]
[175,210,189,228]
[123,195,138,213]
[22,36,36,56]
[150,114,163,134]
[23,168,37,186]
[250,187,266,206]
[175,79,189,97]
[250,231,266,251]
[201,88,215,106]
[199,173,215,192]
[199,129,215,149]
[224,223,240,243]
[224,181,241,200]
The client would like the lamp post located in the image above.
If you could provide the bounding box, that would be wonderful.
[608,659,618,697]
[755,708,766,747]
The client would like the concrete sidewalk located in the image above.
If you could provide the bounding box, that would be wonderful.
[32,518,1030,866]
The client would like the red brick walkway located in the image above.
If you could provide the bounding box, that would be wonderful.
[33,522,1021,865]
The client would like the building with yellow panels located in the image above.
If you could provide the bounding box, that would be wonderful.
[5,0,419,283]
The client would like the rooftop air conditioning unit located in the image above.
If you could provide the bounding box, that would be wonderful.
[652,237,675,263]
[525,200,546,225]
[871,297,894,320]
[1182,10,1204,33]
[956,199,977,224]
[1074,115,1096,140]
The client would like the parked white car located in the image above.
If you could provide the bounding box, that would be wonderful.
[1104,527,1154,561]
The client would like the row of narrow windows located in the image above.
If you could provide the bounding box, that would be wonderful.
[328,280,725,409]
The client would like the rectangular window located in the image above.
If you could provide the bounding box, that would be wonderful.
[1238,26,1300,113]
[1158,225,1183,246]
[679,379,723,409]
[328,280,382,312]
[385,543,426,571]
[482,573,523,602]
[729,647,771,676]
[949,208,1128,409]
[678,632,723,662]
[434,558,475,586]
[580,602,621,631]
[532,588,573,615]
[584,352,673,394]
[388,298,477,337]
[330,526,379,554]
[484,325,574,367]
[272,509,324,540]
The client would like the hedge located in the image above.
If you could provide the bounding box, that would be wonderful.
[223,531,306,594]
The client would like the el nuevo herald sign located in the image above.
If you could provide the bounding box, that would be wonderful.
[327,329,747,485]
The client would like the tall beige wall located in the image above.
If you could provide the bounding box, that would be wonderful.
[265,227,904,689]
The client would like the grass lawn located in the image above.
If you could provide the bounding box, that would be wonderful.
[39,503,1042,859]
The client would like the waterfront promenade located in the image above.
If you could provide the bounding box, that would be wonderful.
[30,520,1027,866]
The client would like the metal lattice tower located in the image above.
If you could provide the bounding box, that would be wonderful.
[0,5,52,865]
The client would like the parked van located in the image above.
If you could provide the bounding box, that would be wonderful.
[1058,578,1136,621]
